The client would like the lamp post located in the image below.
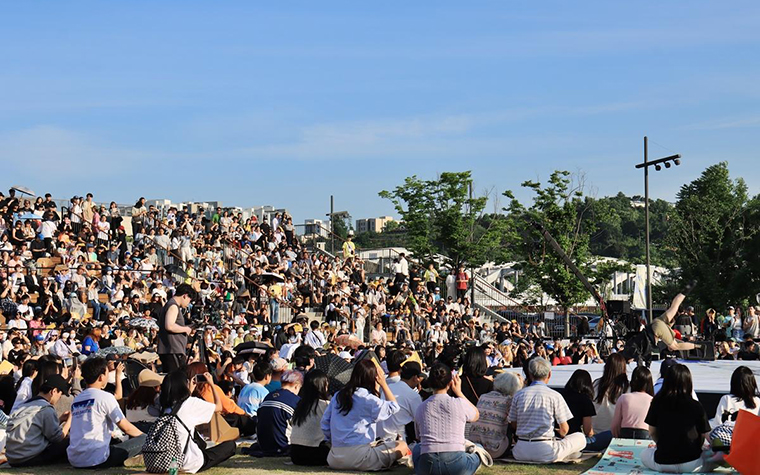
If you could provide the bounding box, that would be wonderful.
[634,136,681,323]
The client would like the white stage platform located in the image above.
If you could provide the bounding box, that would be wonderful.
[528,359,760,395]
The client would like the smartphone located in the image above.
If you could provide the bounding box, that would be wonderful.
[194,374,207,383]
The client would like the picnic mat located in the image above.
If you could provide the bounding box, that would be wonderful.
[584,439,738,475]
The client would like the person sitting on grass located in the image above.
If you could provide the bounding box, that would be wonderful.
[557,369,611,451]
[238,362,271,417]
[321,359,408,471]
[67,357,145,468]
[641,364,715,473]
[509,357,586,463]
[468,371,523,459]
[611,366,654,440]
[159,369,236,473]
[6,374,71,467]
[413,363,481,475]
[707,365,760,458]
[290,369,331,466]
[256,369,303,456]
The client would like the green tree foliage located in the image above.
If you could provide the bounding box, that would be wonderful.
[379,171,506,268]
[503,171,595,314]
[668,162,756,308]
[582,193,676,268]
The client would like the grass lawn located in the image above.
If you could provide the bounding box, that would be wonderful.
[0,453,598,475]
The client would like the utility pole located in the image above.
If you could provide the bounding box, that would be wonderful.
[469,182,476,310]
[330,195,334,255]
[635,137,681,323]
[644,137,651,324]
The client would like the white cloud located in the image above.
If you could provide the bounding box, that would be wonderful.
[680,116,760,131]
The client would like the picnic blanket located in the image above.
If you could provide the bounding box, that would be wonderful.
[584,439,738,475]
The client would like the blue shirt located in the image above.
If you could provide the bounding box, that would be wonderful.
[81,336,99,356]
[265,380,282,393]
[321,387,400,448]
[257,388,300,455]
[237,382,269,416]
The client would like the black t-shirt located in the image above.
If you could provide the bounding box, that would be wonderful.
[645,397,710,465]
[557,388,596,434]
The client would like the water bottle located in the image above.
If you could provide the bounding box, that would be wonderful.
[168,457,179,475]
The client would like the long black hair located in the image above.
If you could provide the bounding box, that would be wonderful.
[292,369,330,426]
[16,360,37,391]
[595,353,629,404]
[566,369,594,400]
[462,346,488,379]
[652,363,693,407]
[31,357,63,395]
[159,370,191,412]
[730,366,759,410]
[336,359,378,415]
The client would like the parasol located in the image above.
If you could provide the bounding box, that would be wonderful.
[10,186,35,197]
[95,345,135,357]
[17,212,43,222]
[314,353,354,393]
[335,334,363,350]
[233,340,270,356]
[129,317,159,330]
[261,272,285,283]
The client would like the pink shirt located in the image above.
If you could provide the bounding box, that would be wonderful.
[612,391,653,437]
[415,394,477,454]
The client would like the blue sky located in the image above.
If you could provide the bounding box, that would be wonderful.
[1,2,759,223]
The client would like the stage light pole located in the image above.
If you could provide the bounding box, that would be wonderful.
[634,137,681,323]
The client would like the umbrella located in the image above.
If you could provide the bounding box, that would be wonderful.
[234,341,271,355]
[10,186,35,197]
[129,317,159,330]
[0,299,18,316]
[314,353,354,393]
[335,334,363,350]
[17,212,43,222]
[95,345,135,357]
[165,264,189,279]
[261,272,285,283]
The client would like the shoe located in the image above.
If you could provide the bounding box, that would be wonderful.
[124,454,144,468]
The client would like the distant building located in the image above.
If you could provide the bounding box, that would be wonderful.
[302,219,329,237]
[356,216,395,233]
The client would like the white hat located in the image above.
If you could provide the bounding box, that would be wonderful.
[338,351,352,360]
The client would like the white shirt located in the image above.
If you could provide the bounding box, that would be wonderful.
[710,394,760,429]
[377,379,422,440]
[68,388,125,468]
[305,330,326,349]
[11,377,33,413]
[174,397,216,473]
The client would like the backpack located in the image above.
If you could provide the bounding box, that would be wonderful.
[142,408,192,473]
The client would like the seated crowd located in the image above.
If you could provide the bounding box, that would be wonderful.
[0,187,758,474]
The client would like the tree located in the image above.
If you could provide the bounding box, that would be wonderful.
[668,162,756,308]
[383,220,400,233]
[503,171,597,331]
[379,171,506,268]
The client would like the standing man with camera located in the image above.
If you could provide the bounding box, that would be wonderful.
[157,283,197,373]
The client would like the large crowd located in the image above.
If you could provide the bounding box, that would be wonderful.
[0,186,758,474]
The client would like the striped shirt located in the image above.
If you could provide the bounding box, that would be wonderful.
[508,382,573,440]
[257,388,300,455]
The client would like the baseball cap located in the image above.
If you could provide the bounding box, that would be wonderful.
[271,357,288,371]
[40,374,70,394]
[400,361,425,380]
[138,369,164,388]
[338,351,352,360]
